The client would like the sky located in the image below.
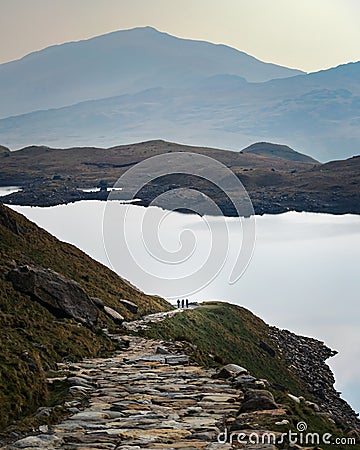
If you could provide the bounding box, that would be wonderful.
[0,0,359,72]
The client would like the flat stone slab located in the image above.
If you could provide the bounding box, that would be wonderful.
[13,434,63,448]
[165,355,190,365]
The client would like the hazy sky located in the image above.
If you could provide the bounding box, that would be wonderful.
[0,0,359,72]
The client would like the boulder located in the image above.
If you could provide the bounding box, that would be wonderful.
[104,306,124,324]
[7,265,98,327]
[119,298,138,314]
[238,389,278,413]
[91,297,104,308]
[216,363,248,379]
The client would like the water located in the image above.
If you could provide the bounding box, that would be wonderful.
[78,187,124,193]
[9,201,360,413]
[0,186,22,196]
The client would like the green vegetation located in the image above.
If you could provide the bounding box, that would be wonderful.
[0,203,170,428]
[144,301,304,395]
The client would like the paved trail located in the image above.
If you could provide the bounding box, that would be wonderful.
[7,335,246,449]
[122,307,197,333]
[4,309,286,449]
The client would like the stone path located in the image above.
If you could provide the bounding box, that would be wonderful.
[122,306,198,333]
[1,309,356,449]
[8,335,249,449]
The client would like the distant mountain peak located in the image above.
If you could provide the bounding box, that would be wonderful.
[0,27,304,119]
[241,142,319,164]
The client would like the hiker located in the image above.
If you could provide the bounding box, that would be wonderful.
[181,299,185,308]
[177,299,180,309]
[186,298,189,308]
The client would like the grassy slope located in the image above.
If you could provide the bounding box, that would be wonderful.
[0,203,170,427]
[145,302,303,395]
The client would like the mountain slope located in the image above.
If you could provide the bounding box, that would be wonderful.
[1,62,358,161]
[0,202,170,427]
[0,26,303,118]
[241,142,319,163]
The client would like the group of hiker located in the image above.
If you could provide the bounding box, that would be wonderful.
[177,298,189,309]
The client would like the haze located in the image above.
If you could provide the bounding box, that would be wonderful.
[0,0,359,72]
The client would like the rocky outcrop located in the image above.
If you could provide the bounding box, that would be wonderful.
[269,327,360,429]
[7,265,98,327]
[119,298,138,314]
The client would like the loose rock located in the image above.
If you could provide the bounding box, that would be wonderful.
[119,298,139,314]
[238,389,278,413]
[216,363,248,379]
[104,306,124,324]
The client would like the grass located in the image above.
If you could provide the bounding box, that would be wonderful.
[144,302,304,395]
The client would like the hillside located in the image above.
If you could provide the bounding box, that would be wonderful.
[0,26,303,119]
[1,140,359,216]
[0,202,170,428]
[241,142,319,163]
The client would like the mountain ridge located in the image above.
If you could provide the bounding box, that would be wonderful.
[0,26,303,119]
[1,61,358,161]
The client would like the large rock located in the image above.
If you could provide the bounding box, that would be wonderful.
[119,298,139,314]
[216,364,248,379]
[238,389,278,413]
[7,265,98,327]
